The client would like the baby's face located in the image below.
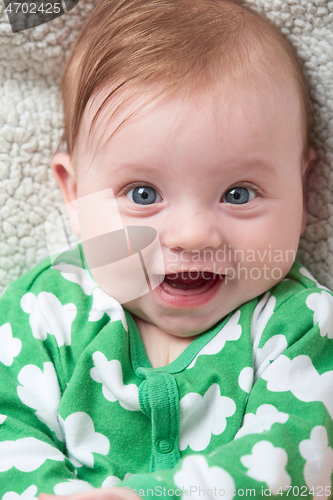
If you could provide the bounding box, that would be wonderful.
[69,75,309,337]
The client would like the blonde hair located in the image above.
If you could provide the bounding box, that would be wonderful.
[59,0,312,159]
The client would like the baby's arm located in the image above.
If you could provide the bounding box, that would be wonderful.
[0,263,93,497]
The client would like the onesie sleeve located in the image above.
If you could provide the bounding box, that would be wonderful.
[0,262,93,497]
[119,273,333,499]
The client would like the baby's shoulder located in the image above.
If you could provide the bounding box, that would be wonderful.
[268,261,332,306]
[251,261,333,347]
[1,243,93,307]
[0,244,119,365]
[284,261,331,291]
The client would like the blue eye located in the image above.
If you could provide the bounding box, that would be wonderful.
[222,187,256,205]
[127,186,162,205]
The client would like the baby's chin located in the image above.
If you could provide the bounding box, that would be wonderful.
[126,307,225,339]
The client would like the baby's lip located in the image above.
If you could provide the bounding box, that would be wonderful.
[161,268,228,277]
[164,270,225,278]
[149,270,227,288]
[163,271,224,289]
[155,270,225,300]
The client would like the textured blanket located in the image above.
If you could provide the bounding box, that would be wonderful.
[0,0,332,294]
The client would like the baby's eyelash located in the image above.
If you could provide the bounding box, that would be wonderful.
[122,182,157,193]
[124,184,163,205]
[221,185,260,205]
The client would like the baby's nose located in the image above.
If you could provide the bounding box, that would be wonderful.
[164,211,222,252]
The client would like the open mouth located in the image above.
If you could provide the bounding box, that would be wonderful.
[161,271,224,296]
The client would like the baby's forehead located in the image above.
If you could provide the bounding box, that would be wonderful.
[78,60,303,152]
[74,69,304,179]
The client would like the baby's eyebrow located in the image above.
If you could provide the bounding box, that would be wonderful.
[237,160,278,177]
[208,159,279,180]
[101,158,279,182]
[120,162,164,173]
[104,161,167,178]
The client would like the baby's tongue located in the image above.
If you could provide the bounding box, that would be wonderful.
[164,272,212,290]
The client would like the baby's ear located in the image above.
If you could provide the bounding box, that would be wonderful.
[51,153,80,237]
[301,146,318,234]
[302,146,318,177]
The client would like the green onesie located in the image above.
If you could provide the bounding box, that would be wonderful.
[0,244,333,498]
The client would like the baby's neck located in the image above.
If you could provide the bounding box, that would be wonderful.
[133,316,197,368]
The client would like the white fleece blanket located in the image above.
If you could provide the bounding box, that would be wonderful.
[0,0,332,294]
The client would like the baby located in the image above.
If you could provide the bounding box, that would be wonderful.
[1,0,333,499]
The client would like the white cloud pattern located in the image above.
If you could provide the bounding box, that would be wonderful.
[241,441,290,494]
[53,263,127,329]
[235,404,289,439]
[254,335,288,381]
[174,455,235,499]
[299,268,328,290]
[20,291,76,347]
[179,383,236,451]
[52,263,93,296]
[102,476,122,488]
[17,362,62,440]
[88,287,127,329]
[251,293,276,353]
[188,311,242,369]
[0,415,6,425]
[306,291,333,339]
[54,479,94,495]
[299,426,333,499]
[2,485,38,500]
[0,323,21,366]
[0,437,64,472]
[90,352,140,411]
[102,473,133,488]
[59,412,110,468]
[238,367,254,393]
[261,355,333,418]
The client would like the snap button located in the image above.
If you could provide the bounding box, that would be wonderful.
[155,437,174,454]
